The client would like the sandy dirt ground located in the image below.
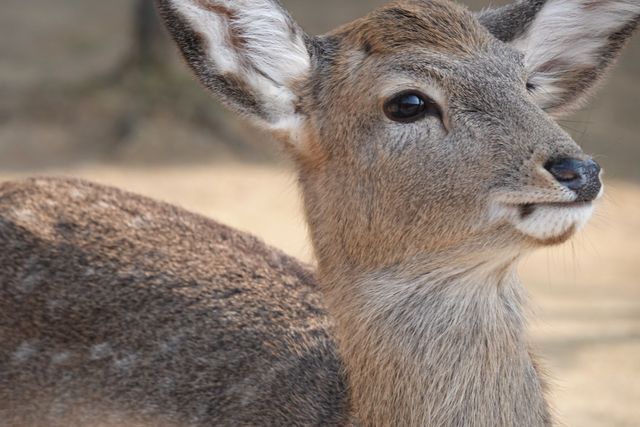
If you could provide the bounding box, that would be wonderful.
[1,164,638,427]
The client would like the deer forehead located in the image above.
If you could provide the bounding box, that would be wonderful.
[337,1,490,56]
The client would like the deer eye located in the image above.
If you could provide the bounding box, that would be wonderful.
[384,91,441,123]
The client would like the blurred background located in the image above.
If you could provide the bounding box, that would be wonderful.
[1,0,638,425]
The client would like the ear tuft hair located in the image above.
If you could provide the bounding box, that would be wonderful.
[480,0,640,115]
[157,0,312,141]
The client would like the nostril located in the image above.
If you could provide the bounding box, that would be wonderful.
[544,158,587,190]
[544,157,602,202]
[552,168,580,182]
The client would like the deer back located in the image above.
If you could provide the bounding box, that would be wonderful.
[0,177,349,427]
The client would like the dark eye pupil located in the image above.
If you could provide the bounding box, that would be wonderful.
[384,92,439,123]
[392,95,423,116]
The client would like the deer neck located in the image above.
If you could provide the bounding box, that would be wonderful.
[319,254,551,427]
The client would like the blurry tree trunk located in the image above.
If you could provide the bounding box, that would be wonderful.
[109,0,174,148]
[104,0,172,81]
[132,0,172,71]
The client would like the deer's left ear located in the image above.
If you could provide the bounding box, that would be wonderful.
[480,0,640,116]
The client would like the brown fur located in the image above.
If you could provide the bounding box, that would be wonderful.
[0,178,349,427]
[340,1,489,56]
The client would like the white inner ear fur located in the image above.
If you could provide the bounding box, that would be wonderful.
[513,0,640,107]
[170,0,310,136]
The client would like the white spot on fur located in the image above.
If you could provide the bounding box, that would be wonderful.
[69,188,85,200]
[18,270,45,294]
[12,208,34,222]
[96,201,114,210]
[12,341,38,363]
[128,215,152,229]
[51,352,71,365]
[90,343,113,360]
[113,353,139,372]
[159,335,183,355]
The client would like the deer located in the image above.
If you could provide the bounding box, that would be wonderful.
[1,0,638,425]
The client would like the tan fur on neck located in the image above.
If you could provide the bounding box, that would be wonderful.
[324,254,552,427]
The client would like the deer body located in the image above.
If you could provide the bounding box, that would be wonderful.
[1,0,639,426]
[0,178,349,427]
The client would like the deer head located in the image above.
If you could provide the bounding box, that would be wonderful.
[157,0,638,276]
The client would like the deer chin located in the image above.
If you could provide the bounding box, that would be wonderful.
[512,201,594,246]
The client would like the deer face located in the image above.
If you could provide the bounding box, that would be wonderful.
[158,0,639,270]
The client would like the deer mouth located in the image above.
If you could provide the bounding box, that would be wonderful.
[511,201,594,245]
[517,201,592,219]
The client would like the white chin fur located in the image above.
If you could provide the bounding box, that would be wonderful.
[514,203,594,241]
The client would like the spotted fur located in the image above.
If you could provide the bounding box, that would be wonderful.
[0,178,349,427]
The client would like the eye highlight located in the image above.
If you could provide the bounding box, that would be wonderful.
[383,91,442,123]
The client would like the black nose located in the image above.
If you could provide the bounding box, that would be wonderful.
[544,157,602,202]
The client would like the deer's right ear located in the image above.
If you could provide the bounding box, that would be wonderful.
[156,0,311,144]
